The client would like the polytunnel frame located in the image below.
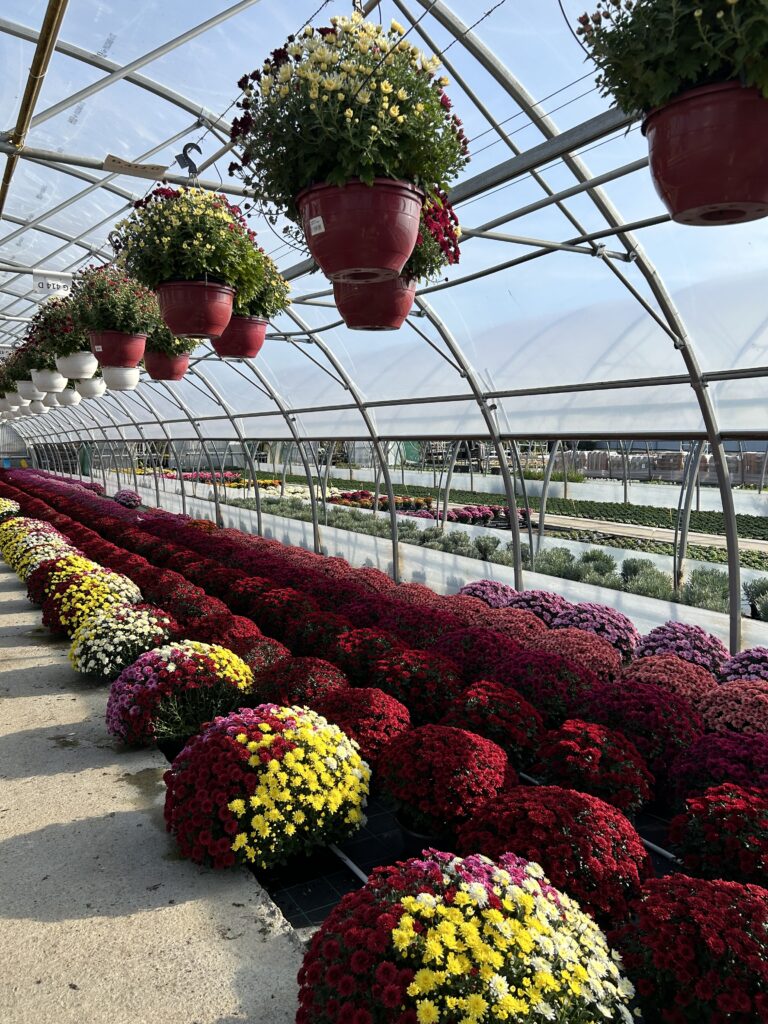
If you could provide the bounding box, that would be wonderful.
[0,0,750,649]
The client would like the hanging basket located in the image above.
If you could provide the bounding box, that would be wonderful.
[211,316,268,358]
[334,277,417,331]
[28,400,47,416]
[57,389,82,407]
[90,330,146,368]
[7,391,29,408]
[42,392,60,408]
[143,350,190,381]
[31,368,67,393]
[56,350,99,379]
[75,377,106,400]
[296,178,424,283]
[102,366,140,391]
[16,380,45,401]
[643,82,768,225]
[155,280,234,338]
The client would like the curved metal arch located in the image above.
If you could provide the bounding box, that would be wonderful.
[126,387,191,515]
[216,354,324,553]
[51,400,123,488]
[0,120,198,324]
[100,391,162,505]
[33,403,110,489]
[392,0,606,247]
[413,295,525,589]
[142,380,224,523]
[0,18,233,132]
[284,307,403,583]
[23,1,262,131]
[1,214,113,260]
[185,360,264,536]
[90,394,146,492]
[411,0,741,649]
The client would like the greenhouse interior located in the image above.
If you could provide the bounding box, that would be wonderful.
[2,1,768,1022]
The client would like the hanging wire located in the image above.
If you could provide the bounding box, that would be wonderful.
[556,0,594,58]
[469,86,600,160]
[181,0,337,165]
[349,0,441,104]
[468,71,596,145]
[440,0,510,55]
[457,123,643,211]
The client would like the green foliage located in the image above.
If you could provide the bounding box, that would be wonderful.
[229,14,469,220]
[756,593,768,622]
[474,535,502,560]
[744,576,768,606]
[626,565,676,602]
[145,321,200,357]
[71,265,159,335]
[578,0,768,115]
[579,548,618,576]
[519,469,585,482]
[533,547,583,581]
[232,494,748,616]
[113,187,268,298]
[153,680,245,740]
[21,294,90,366]
[681,566,731,614]
[621,556,657,582]
[234,248,291,318]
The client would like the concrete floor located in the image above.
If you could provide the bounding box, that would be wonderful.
[0,564,304,1024]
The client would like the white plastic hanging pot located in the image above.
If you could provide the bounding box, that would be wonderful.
[75,377,107,399]
[55,351,98,379]
[29,400,47,415]
[102,365,140,391]
[16,379,45,401]
[42,392,60,408]
[57,389,82,407]
[7,390,29,407]
[0,398,11,412]
[31,368,67,393]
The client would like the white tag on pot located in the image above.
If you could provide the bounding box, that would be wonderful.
[93,345,102,353]
[309,216,325,236]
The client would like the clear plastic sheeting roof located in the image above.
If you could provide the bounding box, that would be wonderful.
[1,0,768,449]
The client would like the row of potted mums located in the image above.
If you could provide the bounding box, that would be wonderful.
[4,471,768,1023]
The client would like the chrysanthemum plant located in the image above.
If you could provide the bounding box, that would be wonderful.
[111,186,269,299]
[20,295,90,368]
[229,14,469,221]
[403,190,461,283]
[578,0,768,116]
[70,264,159,335]
[232,246,291,318]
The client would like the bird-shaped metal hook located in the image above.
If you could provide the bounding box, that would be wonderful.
[176,142,202,178]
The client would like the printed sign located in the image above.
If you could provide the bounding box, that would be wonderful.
[103,154,169,180]
[32,271,72,296]
[309,216,325,236]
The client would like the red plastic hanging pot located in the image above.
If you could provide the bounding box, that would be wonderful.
[143,350,190,381]
[642,82,768,225]
[90,330,146,368]
[296,178,424,283]
[211,316,267,358]
[333,277,417,331]
[155,280,235,338]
